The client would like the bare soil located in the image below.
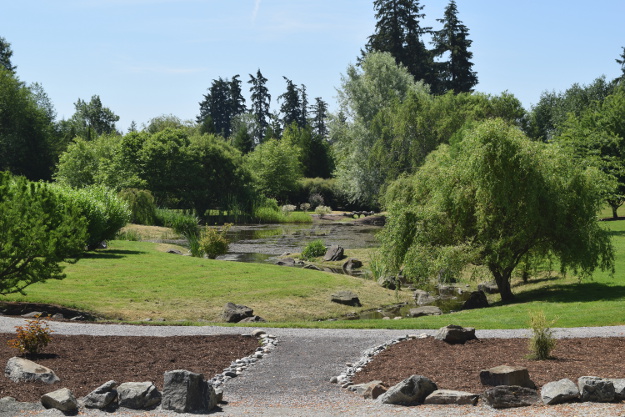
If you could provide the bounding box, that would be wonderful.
[352,336,625,393]
[0,333,258,403]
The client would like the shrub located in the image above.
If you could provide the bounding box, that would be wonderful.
[315,205,332,215]
[199,224,232,259]
[118,188,157,225]
[154,208,199,238]
[281,204,296,214]
[300,239,326,261]
[528,311,557,360]
[300,202,311,212]
[51,184,130,249]
[8,315,54,355]
[284,211,313,223]
[309,193,324,208]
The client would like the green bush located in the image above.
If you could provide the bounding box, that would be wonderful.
[118,188,156,225]
[154,208,199,237]
[0,173,87,295]
[284,211,313,223]
[528,311,557,360]
[198,224,231,259]
[300,239,326,261]
[50,184,129,250]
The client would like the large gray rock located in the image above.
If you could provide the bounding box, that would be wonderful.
[578,376,615,402]
[376,375,437,405]
[413,290,437,306]
[541,378,579,405]
[41,388,78,413]
[461,291,489,310]
[330,290,362,307]
[424,389,479,405]
[342,258,363,272]
[377,276,398,290]
[0,396,43,414]
[222,302,253,323]
[607,378,625,400]
[82,380,118,409]
[480,365,536,389]
[407,306,443,317]
[162,370,217,413]
[483,385,540,409]
[5,357,60,384]
[117,382,161,410]
[477,281,500,294]
[434,324,476,344]
[349,380,383,397]
[323,245,345,261]
[238,315,266,323]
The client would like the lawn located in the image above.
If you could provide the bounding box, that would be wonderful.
[3,216,625,329]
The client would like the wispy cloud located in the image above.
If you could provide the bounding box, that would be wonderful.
[251,0,261,22]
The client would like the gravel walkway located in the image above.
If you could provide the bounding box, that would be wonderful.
[1,317,625,416]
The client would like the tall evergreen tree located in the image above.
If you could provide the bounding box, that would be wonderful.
[0,37,16,73]
[432,0,478,94]
[248,69,271,144]
[311,97,329,139]
[279,77,303,129]
[365,0,435,87]
[299,84,308,128]
[616,46,625,84]
[198,76,246,138]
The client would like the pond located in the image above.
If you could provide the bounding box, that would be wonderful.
[215,221,382,265]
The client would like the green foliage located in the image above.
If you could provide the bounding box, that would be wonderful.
[527,311,557,360]
[0,172,87,295]
[300,239,326,261]
[7,314,53,355]
[154,208,199,238]
[118,188,157,225]
[198,224,231,259]
[314,205,332,215]
[51,184,130,249]
[380,119,614,302]
[67,95,120,141]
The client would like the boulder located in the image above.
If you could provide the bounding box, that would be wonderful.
[541,378,579,405]
[117,382,161,410]
[363,384,387,400]
[480,365,536,389]
[323,245,345,261]
[376,375,437,405]
[82,380,118,409]
[483,385,540,409]
[578,376,615,402]
[342,258,363,272]
[424,389,479,405]
[607,378,625,400]
[5,357,60,384]
[330,290,361,307]
[0,396,43,414]
[461,291,489,310]
[413,290,437,306]
[349,380,383,397]
[377,276,398,290]
[222,302,253,323]
[276,258,296,267]
[434,324,477,344]
[162,370,217,413]
[437,285,457,298]
[166,249,183,255]
[477,281,500,294]
[41,388,78,413]
[407,306,443,318]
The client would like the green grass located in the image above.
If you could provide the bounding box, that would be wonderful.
[2,240,409,322]
[4,216,625,329]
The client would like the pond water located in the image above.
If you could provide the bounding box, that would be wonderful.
[214,222,382,265]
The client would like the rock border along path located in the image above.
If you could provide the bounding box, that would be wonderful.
[1,317,625,416]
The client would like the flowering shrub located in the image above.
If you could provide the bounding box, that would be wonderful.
[314,205,332,215]
[281,204,296,214]
[8,315,54,355]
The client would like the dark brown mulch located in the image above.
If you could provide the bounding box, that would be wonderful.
[0,334,258,403]
[352,337,625,393]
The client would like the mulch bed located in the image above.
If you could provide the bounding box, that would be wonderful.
[0,334,258,403]
[352,337,625,394]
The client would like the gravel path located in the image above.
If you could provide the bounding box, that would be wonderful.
[2,317,625,416]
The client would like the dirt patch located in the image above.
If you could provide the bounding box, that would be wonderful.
[352,336,625,393]
[0,334,258,403]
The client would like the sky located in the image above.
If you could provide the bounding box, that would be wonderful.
[2,0,624,132]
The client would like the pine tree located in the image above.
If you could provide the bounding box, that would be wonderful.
[311,97,329,139]
[248,69,271,144]
[365,0,434,86]
[279,77,302,129]
[616,46,625,84]
[432,0,478,94]
[0,37,16,73]
[299,84,309,128]
[198,76,246,138]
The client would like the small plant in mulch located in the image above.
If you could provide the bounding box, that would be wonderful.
[7,314,54,355]
[527,310,557,360]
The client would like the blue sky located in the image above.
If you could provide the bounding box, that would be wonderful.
[3,1,624,131]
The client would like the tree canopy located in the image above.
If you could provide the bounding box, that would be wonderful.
[380,119,614,301]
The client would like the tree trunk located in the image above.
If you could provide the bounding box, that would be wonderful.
[612,205,619,220]
[491,269,515,303]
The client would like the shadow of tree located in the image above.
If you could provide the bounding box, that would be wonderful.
[493,282,625,307]
[82,249,146,259]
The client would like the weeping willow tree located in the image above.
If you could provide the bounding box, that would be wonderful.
[379,119,614,302]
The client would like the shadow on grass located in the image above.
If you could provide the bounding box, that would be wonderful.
[83,249,146,259]
[493,281,625,307]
